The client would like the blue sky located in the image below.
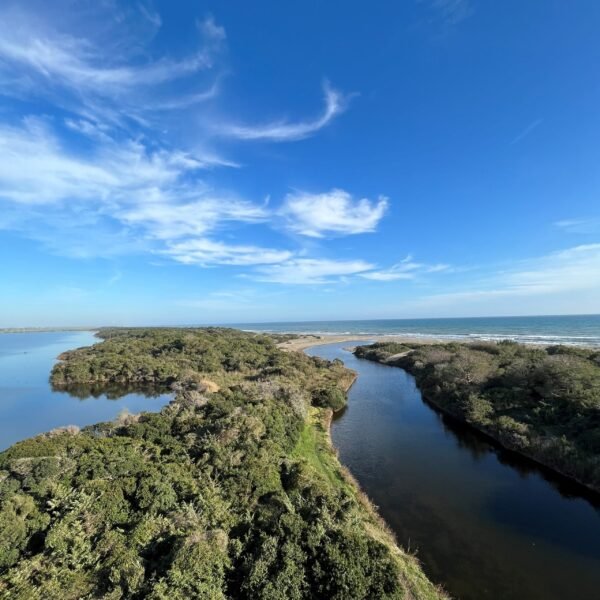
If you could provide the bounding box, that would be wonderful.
[1,0,600,327]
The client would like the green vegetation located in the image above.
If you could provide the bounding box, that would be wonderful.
[0,328,444,599]
[354,342,413,362]
[355,340,600,492]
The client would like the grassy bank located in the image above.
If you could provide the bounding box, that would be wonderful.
[0,328,444,599]
[355,340,600,494]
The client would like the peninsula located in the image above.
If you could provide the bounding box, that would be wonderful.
[0,328,445,599]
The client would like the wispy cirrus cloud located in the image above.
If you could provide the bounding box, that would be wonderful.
[510,118,543,145]
[0,115,395,272]
[424,0,473,25]
[165,239,292,266]
[497,244,600,295]
[217,82,348,142]
[409,244,600,315]
[0,117,277,260]
[118,197,268,240]
[255,258,374,285]
[280,189,388,237]
[554,217,600,234]
[0,118,211,205]
[361,255,450,281]
[0,7,225,126]
[0,2,391,285]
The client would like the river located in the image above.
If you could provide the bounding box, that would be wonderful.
[306,341,600,600]
[0,331,171,450]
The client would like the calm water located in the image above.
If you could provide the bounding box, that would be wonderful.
[307,342,600,600]
[234,314,600,346]
[0,331,171,450]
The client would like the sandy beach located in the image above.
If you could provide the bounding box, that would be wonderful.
[277,333,446,352]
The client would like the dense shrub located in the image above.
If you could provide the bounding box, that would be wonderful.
[311,385,347,411]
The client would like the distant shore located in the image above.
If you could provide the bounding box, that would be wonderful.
[278,331,599,351]
[0,327,95,334]
[278,333,446,352]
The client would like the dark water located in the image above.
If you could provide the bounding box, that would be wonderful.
[306,342,600,600]
[233,314,600,346]
[0,331,171,450]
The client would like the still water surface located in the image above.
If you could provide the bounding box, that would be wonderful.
[307,342,600,600]
[0,331,171,450]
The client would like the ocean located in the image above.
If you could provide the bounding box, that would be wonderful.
[230,314,600,347]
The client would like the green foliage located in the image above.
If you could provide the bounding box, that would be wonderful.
[355,341,600,491]
[354,342,412,362]
[0,328,443,599]
[311,385,347,411]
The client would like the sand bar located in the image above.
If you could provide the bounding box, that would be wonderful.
[278,333,446,352]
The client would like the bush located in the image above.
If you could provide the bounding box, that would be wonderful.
[311,386,346,412]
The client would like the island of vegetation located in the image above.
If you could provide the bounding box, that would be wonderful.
[0,328,445,599]
[355,340,600,493]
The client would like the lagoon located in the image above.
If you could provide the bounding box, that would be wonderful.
[0,331,171,450]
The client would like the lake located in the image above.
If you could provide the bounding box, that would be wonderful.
[307,341,600,600]
[0,331,171,450]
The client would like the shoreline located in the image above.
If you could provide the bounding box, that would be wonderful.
[354,349,600,497]
[307,369,448,598]
[420,389,600,498]
[278,332,599,352]
[278,333,447,352]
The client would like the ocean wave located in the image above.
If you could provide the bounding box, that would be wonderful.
[234,317,600,347]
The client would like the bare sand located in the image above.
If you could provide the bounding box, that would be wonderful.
[277,334,446,352]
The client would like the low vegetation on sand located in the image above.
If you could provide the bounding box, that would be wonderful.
[355,340,600,493]
[0,328,444,599]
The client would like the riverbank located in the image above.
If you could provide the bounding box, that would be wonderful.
[303,405,448,599]
[354,341,600,495]
[306,339,600,600]
[417,383,600,499]
[304,366,448,599]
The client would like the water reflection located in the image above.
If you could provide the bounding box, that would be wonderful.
[0,331,171,450]
[307,342,600,600]
[52,381,170,401]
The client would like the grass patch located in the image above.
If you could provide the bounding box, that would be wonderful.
[293,407,348,489]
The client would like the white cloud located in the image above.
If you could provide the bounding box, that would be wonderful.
[426,0,472,25]
[119,198,267,240]
[0,119,207,205]
[554,217,600,234]
[218,82,347,142]
[0,117,393,277]
[0,118,277,262]
[281,189,388,237]
[409,244,600,313]
[0,4,386,284]
[256,258,374,284]
[198,15,226,43]
[165,239,292,266]
[138,4,163,29]
[499,244,600,295]
[0,11,223,94]
[0,5,229,137]
[510,118,543,145]
[361,255,450,281]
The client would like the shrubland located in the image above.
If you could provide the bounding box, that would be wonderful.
[0,328,444,599]
[355,340,600,492]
